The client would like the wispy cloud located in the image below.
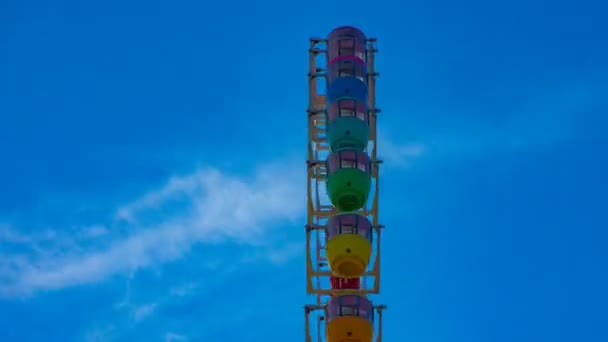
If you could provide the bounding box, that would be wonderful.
[169,282,198,297]
[113,276,160,324]
[0,157,304,298]
[165,332,189,342]
[0,224,57,244]
[377,136,426,168]
[132,302,158,322]
[380,72,607,166]
[84,325,117,342]
[80,225,109,238]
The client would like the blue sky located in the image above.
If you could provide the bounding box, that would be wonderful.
[1,0,607,341]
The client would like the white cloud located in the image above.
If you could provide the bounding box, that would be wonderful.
[112,276,159,324]
[84,325,117,342]
[0,157,305,297]
[80,225,109,238]
[259,242,303,265]
[165,332,189,342]
[377,136,426,168]
[378,74,607,167]
[169,282,198,297]
[0,225,57,244]
[132,302,157,322]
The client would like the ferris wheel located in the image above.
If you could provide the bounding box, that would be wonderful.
[305,26,386,342]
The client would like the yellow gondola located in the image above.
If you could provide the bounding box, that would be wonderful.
[325,213,373,278]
